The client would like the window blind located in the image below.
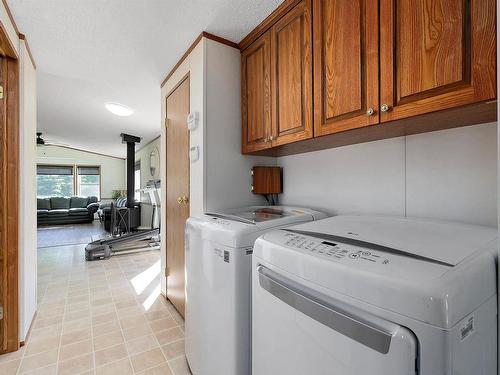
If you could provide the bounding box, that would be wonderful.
[37,165,74,175]
[78,166,100,175]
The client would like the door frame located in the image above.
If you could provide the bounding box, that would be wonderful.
[0,20,19,353]
[164,73,190,316]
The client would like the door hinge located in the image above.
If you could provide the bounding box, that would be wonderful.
[0,86,5,99]
[165,118,169,128]
[165,266,169,277]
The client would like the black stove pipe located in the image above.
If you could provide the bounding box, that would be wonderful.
[120,133,141,208]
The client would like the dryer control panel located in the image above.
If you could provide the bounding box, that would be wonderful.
[283,233,391,265]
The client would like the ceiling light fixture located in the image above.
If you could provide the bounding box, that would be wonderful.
[105,102,134,117]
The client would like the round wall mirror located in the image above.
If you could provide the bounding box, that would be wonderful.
[149,147,159,177]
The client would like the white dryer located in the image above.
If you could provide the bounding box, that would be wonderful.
[252,215,498,375]
[185,206,327,375]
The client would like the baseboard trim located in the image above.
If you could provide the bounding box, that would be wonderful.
[20,311,37,347]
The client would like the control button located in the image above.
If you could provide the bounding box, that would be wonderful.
[362,251,371,256]
[349,253,360,259]
[382,259,390,265]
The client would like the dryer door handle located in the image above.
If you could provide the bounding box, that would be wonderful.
[257,265,396,354]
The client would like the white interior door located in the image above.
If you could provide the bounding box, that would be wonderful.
[253,264,419,375]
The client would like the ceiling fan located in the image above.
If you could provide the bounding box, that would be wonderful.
[36,132,70,147]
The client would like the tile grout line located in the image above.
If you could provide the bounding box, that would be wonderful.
[110,257,137,374]
[58,251,77,374]
[6,246,177,375]
[15,249,54,374]
[88,266,97,375]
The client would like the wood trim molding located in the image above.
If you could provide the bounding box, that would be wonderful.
[18,34,36,69]
[202,31,239,49]
[1,0,19,36]
[0,21,16,59]
[1,0,36,68]
[0,52,20,354]
[160,31,238,88]
[238,0,302,51]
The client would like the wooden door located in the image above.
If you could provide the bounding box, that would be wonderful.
[313,0,379,137]
[166,76,190,317]
[379,0,496,122]
[270,0,313,146]
[241,31,272,153]
[0,54,19,353]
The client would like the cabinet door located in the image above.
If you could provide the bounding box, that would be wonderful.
[380,0,496,122]
[241,32,272,153]
[270,0,313,146]
[313,0,379,137]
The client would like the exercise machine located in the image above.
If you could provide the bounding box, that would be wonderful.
[85,133,161,261]
[85,181,161,260]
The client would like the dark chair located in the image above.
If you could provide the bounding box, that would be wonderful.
[99,197,141,232]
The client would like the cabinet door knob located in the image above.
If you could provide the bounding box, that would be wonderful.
[366,108,375,116]
[269,135,275,141]
[380,104,390,112]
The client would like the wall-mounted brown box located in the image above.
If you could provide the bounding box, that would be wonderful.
[251,166,282,194]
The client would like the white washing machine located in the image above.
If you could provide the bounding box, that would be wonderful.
[185,206,327,375]
[252,215,498,375]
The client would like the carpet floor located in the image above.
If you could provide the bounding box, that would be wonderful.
[37,221,107,248]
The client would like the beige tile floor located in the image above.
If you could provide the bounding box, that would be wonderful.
[0,244,191,375]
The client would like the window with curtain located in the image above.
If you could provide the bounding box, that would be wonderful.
[37,165,74,198]
[135,161,141,201]
[77,166,100,200]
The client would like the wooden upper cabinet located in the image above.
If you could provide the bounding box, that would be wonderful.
[270,0,313,146]
[241,32,272,153]
[379,0,496,122]
[313,0,379,137]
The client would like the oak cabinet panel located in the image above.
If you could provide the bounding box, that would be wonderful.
[313,0,379,136]
[240,0,496,155]
[271,0,313,146]
[380,0,496,122]
[241,31,272,153]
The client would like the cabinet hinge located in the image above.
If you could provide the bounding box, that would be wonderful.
[0,86,5,99]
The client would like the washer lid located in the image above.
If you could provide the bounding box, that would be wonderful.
[284,215,497,266]
[254,215,497,328]
[190,206,327,247]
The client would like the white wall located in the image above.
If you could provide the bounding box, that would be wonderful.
[161,39,205,294]
[496,3,500,372]
[135,137,160,227]
[36,145,126,199]
[19,40,37,341]
[0,0,40,342]
[278,122,497,227]
[205,38,273,212]
[160,37,274,294]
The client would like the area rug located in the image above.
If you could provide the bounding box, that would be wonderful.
[37,221,107,248]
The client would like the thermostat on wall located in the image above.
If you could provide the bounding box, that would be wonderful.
[187,112,199,131]
[190,146,200,162]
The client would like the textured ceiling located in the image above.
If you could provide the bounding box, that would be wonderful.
[8,0,283,157]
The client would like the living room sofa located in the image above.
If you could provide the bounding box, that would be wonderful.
[37,196,99,225]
